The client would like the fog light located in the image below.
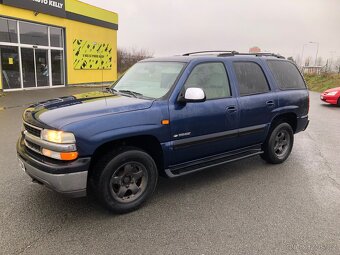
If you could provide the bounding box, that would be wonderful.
[42,148,78,161]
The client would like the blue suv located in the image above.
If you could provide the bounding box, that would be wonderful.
[17,51,309,213]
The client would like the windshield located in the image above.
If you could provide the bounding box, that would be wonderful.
[113,62,186,99]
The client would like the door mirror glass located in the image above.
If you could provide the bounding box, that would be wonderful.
[183,87,206,102]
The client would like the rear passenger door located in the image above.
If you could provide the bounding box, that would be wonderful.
[232,61,277,146]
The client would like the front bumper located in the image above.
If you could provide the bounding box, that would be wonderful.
[17,137,91,197]
[320,94,338,105]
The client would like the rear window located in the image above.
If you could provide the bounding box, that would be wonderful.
[233,62,270,96]
[267,60,306,90]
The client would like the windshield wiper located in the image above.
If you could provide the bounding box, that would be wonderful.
[118,90,143,98]
[106,87,118,94]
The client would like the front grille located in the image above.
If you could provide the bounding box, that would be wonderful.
[24,123,41,137]
[24,139,41,154]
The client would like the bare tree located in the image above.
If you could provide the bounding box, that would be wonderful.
[304,56,312,67]
[335,57,340,74]
[287,56,295,63]
[117,48,153,74]
[316,57,323,66]
[295,54,302,67]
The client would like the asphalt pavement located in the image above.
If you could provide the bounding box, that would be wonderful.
[0,89,339,255]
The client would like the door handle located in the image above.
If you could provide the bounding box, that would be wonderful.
[266,100,275,107]
[226,106,237,113]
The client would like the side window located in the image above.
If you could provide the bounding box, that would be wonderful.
[267,60,306,90]
[184,62,231,99]
[233,62,270,96]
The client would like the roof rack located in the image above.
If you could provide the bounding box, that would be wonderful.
[221,52,285,59]
[182,51,285,59]
[182,50,239,56]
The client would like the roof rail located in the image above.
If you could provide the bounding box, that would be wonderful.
[182,51,285,59]
[182,50,239,56]
[218,52,285,59]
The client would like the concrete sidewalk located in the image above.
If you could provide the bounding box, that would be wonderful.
[0,86,103,110]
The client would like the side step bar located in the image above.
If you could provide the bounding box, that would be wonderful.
[165,145,263,178]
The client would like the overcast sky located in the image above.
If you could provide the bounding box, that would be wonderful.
[83,0,339,63]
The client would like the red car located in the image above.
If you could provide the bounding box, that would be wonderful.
[320,87,340,106]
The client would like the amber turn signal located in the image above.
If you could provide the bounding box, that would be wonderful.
[60,151,79,161]
[42,148,78,161]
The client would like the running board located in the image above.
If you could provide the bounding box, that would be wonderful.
[165,145,263,178]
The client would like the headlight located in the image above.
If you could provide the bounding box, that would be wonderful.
[327,91,338,96]
[41,129,76,144]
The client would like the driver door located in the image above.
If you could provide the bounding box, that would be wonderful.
[169,62,239,165]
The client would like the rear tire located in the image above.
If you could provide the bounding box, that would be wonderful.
[92,147,158,214]
[337,98,340,107]
[261,123,294,164]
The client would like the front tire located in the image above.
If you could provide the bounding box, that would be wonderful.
[261,123,294,164]
[93,147,158,214]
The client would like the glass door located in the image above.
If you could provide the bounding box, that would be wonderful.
[21,48,35,88]
[21,47,50,88]
[35,49,49,87]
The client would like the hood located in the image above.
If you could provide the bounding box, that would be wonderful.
[324,87,340,93]
[23,91,154,129]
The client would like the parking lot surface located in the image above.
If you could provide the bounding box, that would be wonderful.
[0,89,339,254]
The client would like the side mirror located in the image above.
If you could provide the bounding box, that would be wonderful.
[179,87,206,103]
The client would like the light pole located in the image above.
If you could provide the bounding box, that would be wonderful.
[309,41,319,66]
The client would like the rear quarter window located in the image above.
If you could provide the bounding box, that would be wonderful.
[267,60,306,90]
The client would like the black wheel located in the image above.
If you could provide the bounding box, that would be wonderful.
[93,147,158,214]
[337,98,340,107]
[261,123,294,164]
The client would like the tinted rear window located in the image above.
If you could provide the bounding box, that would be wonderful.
[233,62,270,96]
[267,60,306,90]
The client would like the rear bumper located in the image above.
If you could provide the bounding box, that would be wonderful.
[17,137,90,197]
[296,115,309,133]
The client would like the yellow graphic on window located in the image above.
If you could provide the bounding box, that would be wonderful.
[8,58,14,65]
[73,39,112,70]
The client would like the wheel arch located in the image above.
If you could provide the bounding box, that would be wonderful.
[270,112,298,133]
[88,135,165,180]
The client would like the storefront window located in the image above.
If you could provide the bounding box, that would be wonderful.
[0,18,18,43]
[50,27,63,48]
[19,22,48,46]
[51,50,64,85]
[0,46,21,89]
[0,19,65,90]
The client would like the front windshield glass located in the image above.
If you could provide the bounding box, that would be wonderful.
[113,62,186,99]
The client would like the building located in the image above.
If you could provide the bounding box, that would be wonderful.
[0,0,118,91]
[302,66,323,75]
[249,46,261,53]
